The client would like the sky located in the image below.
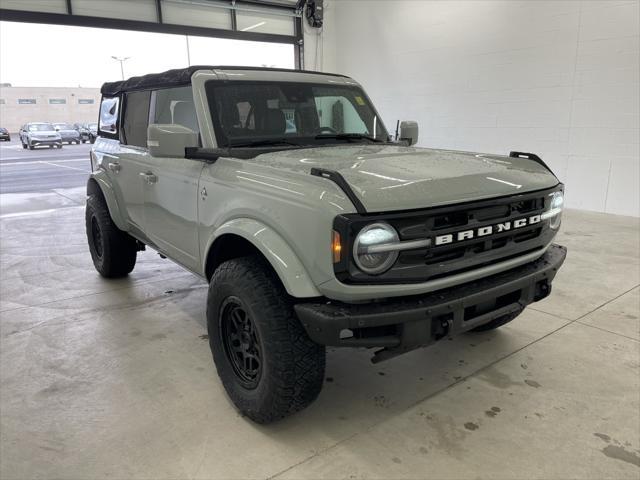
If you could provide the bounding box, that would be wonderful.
[0,21,294,88]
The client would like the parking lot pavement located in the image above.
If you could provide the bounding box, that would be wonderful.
[0,138,92,213]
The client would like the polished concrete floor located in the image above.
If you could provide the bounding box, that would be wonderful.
[0,191,638,479]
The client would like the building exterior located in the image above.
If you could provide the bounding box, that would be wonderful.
[0,86,101,132]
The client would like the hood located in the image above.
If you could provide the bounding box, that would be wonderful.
[30,130,59,137]
[248,145,560,213]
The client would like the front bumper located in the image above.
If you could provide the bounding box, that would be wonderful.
[31,139,61,146]
[295,244,566,362]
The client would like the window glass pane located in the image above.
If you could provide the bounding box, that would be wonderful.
[0,0,67,14]
[315,97,367,133]
[187,37,295,69]
[236,8,294,35]
[18,99,36,104]
[99,97,119,134]
[153,86,199,133]
[206,82,388,147]
[123,91,151,148]
[161,0,231,30]
[72,0,158,22]
[49,98,66,104]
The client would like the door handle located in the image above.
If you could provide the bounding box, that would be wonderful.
[139,172,157,184]
[108,162,121,173]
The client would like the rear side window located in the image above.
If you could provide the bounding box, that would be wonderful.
[99,97,120,136]
[152,86,199,134]
[123,91,151,148]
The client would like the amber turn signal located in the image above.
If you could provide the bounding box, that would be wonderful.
[332,230,342,263]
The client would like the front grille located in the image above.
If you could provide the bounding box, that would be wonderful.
[334,186,560,284]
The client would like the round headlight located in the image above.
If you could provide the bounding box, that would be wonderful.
[353,222,399,275]
[548,191,564,229]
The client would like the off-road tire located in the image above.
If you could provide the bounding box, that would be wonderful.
[207,256,325,424]
[470,306,524,332]
[85,194,137,278]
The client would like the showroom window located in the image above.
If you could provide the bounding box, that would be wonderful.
[99,96,119,135]
[123,91,151,148]
[152,86,199,134]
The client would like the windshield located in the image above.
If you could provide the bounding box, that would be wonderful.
[54,123,74,130]
[206,81,389,148]
[88,123,97,130]
[28,124,54,132]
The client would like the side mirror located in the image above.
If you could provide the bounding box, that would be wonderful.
[147,124,198,158]
[399,121,419,146]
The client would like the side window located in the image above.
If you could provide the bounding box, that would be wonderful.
[123,91,151,148]
[152,86,199,134]
[99,96,120,136]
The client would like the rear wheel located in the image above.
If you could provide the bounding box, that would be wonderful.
[207,256,325,424]
[85,194,137,278]
[28,142,34,150]
[470,306,524,332]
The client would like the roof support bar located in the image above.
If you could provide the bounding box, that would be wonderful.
[0,7,297,46]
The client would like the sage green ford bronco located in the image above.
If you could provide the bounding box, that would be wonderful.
[86,66,566,423]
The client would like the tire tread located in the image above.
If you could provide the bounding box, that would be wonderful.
[208,256,325,423]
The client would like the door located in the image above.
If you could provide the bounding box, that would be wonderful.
[142,156,203,271]
[99,94,147,233]
[141,86,203,271]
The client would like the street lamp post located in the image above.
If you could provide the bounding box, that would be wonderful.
[111,56,131,80]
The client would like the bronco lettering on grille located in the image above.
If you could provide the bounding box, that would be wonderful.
[434,214,541,246]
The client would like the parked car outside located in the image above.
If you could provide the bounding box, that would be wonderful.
[0,127,10,141]
[53,123,82,144]
[86,66,566,423]
[87,123,98,143]
[19,123,62,149]
[73,123,91,143]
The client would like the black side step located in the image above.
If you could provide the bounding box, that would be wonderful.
[509,151,554,174]
[310,167,367,214]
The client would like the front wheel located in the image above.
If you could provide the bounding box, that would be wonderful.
[28,142,34,150]
[85,195,137,278]
[207,256,325,424]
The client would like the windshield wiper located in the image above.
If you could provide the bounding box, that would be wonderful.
[229,139,303,148]
[314,133,385,143]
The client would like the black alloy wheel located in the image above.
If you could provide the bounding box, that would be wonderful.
[219,296,262,389]
[90,215,104,259]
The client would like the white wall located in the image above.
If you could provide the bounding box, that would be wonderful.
[310,0,639,217]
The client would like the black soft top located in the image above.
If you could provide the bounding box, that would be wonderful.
[100,65,348,96]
